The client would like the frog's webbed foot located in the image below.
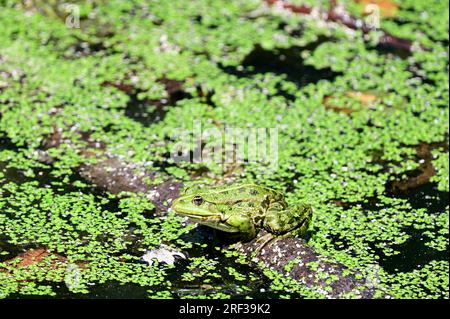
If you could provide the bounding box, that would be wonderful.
[253,232,278,254]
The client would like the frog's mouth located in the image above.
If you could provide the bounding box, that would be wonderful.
[172,210,240,233]
[190,216,240,233]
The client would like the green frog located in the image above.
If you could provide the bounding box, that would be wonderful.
[171,184,312,249]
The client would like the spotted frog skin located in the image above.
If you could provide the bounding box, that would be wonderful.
[171,184,312,247]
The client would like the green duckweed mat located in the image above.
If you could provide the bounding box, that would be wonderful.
[0,0,448,299]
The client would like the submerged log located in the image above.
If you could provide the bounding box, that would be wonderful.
[79,157,183,214]
[236,231,377,298]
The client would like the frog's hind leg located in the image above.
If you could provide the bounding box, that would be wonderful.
[254,204,312,253]
[263,203,313,238]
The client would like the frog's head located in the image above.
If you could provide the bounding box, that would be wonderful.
[171,192,254,235]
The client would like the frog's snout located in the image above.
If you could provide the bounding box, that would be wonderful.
[171,197,219,219]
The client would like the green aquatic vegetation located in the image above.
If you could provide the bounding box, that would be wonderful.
[226,267,247,282]
[261,264,327,299]
[0,0,449,298]
[380,260,449,299]
[0,177,191,296]
[423,208,449,252]
[0,151,50,181]
[431,151,449,192]
[181,256,222,282]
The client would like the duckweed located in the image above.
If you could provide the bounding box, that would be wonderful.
[0,0,448,298]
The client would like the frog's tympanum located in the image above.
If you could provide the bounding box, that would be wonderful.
[171,184,312,250]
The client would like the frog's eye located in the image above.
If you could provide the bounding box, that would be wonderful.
[192,195,204,206]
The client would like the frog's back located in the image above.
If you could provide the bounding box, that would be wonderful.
[202,183,283,203]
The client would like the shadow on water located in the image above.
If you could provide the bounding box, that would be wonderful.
[124,79,191,126]
[376,227,448,274]
[0,135,18,151]
[331,180,449,274]
[0,135,29,185]
[125,94,169,126]
[220,44,341,90]
[395,182,449,214]
[378,182,449,273]
[8,281,150,299]
[373,42,412,60]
